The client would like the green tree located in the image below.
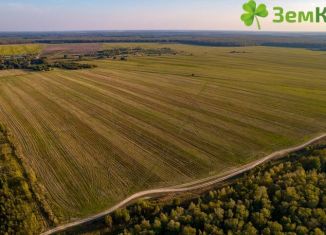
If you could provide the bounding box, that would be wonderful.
[182,225,197,235]
[167,220,181,233]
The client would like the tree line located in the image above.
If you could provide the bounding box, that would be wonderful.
[0,124,60,234]
[0,125,42,234]
[96,47,177,59]
[0,55,96,71]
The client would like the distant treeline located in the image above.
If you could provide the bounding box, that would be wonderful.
[0,56,96,71]
[33,39,243,47]
[2,31,326,49]
[18,39,326,50]
[96,47,178,59]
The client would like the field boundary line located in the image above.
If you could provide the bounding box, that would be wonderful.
[41,133,326,235]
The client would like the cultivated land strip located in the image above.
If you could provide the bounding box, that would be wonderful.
[0,44,42,55]
[41,133,326,234]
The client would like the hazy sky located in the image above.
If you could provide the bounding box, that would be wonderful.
[1,0,326,31]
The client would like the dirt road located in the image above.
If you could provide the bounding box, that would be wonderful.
[42,133,326,235]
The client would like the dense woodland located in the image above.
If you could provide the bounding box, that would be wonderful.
[0,125,42,234]
[93,146,326,235]
[2,31,326,50]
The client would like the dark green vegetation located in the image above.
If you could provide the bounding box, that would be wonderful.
[0,45,179,71]
[81,144,326,235]
[0,56,50,71]
[0,124,59,234]
[96,47,178,59]
[0,55,96,71]
[0,124,43,234]
[52,61,96,70]
[2,31,326,50]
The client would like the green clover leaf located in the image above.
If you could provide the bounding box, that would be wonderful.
[241,0,268,30]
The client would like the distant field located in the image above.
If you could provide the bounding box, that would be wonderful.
[0,44,42,56]
[102,43,174,49]
[40,43,101,58]
[0,44,325,220]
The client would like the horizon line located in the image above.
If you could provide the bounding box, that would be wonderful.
[1,29,326,34]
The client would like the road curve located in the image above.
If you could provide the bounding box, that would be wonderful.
[42,133,326,235]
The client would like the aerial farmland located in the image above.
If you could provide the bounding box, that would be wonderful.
[0,43,325,225]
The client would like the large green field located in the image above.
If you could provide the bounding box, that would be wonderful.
[0,44,325,221]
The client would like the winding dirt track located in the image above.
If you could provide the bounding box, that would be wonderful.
[42,133,326,235]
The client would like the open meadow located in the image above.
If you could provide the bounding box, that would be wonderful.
[0,43,325,220]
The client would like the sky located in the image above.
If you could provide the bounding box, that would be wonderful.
[1,0,326,32]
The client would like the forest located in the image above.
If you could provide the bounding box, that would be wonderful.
[0,124,59,234]
[93,145,326,235]
[2,31,326,50]
[0,125,42,234]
